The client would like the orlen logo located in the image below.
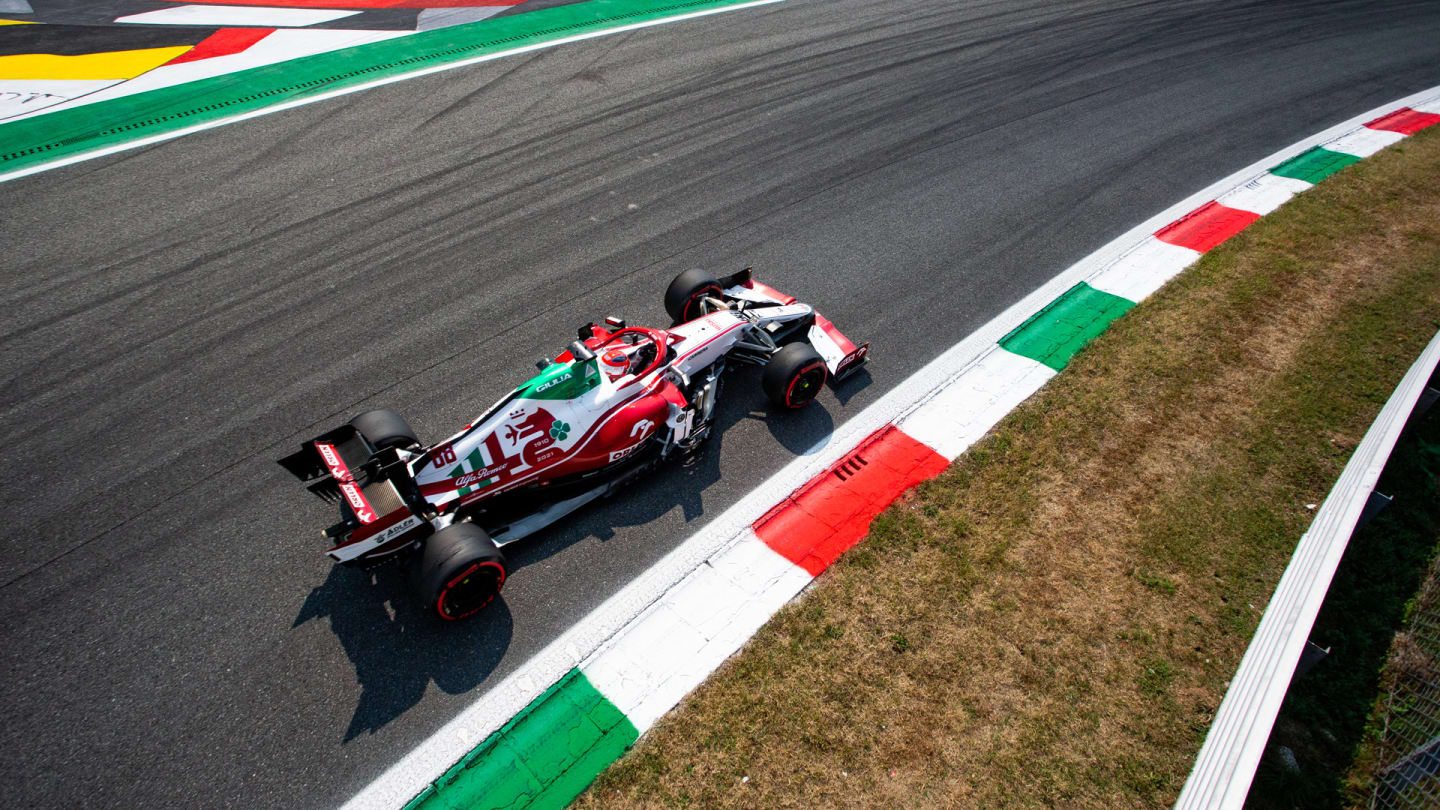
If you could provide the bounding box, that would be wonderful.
[608,444,640,463]
[341,483,376,523]
[317,442,350,481]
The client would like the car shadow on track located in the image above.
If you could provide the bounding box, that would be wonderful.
[293,564,513,743]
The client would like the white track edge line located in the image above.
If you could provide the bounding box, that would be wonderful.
[341,84,1440,810]
[0,0,785,186]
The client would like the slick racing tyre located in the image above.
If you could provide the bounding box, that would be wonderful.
[350,409,419,451]
[763,343,827,410]
[412,523,507,621]
[664,268,722,323]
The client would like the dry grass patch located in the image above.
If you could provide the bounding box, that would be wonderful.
[575,128,1440,809]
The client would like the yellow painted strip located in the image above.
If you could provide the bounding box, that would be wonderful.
[0,19,40,26]
[0,46,191,80]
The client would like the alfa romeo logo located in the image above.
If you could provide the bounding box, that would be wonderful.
[549,421,571,441]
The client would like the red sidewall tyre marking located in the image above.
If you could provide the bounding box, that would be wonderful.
[436,560,507,621]
[684,285,722,321]
[785,363,826,408]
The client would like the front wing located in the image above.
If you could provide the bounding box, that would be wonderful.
[718,268,870,381]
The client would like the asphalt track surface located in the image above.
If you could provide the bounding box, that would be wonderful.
[3,1,1440,807]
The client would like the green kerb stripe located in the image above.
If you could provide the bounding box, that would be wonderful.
[999,282,1135,371]
[405,668,637,810]
[0,0,766,176]
[1269,146,1361,184]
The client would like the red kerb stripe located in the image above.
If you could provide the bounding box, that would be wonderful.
[1364,107,1440,135]
[1154,201,1260,253]
[753,426,947,576]
[166,28,274,66]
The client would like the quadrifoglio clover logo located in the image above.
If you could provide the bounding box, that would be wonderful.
[549,421,571,441]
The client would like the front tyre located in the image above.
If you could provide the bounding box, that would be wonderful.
[411,523,507,621]
[762,343,827,409]
[350,409,420,451]
[664,268,722,323]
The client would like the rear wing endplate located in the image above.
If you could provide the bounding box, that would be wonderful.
[277,425,375,504]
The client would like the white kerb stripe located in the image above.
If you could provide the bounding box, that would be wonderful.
[582,532,809,733]
[0,79,120,120]
[1324,126,1407,158]
[116,5,360,27]
[699,537,813,652]
[896,346,1057,461]
[417,7,509,31]
[1215,173,1314,216]
[1412,99,1440,114]
[1085,237,1202,303]
[581,602,710,732]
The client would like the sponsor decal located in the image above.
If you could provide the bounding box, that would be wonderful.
[330,507,420,558]
[609,417,656,461]
[430,443,458,469]
[452,466,504,489]
[526,359,600,400]
[442,375,669,507]
[425,407,567,499]
[501,408,556,447]
[319,440,376,522]
[533,371,573,394]
[837,343,870,376]
[609,442,642,463]
[340,482,376,523]
[452,472,483,489]
[316,442,350,481]
[377,515,421,543]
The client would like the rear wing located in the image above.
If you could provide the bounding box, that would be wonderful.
[277,425,384,519]
[719,267,870,382]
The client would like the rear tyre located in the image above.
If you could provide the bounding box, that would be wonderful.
[412,523,507,621]
[664,269,722,323]
[350,409,419,450]
[762,343,827,410]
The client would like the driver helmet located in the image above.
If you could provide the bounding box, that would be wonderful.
[601,348,629,380]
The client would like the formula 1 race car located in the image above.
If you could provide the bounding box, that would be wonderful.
[278,268,868,621]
